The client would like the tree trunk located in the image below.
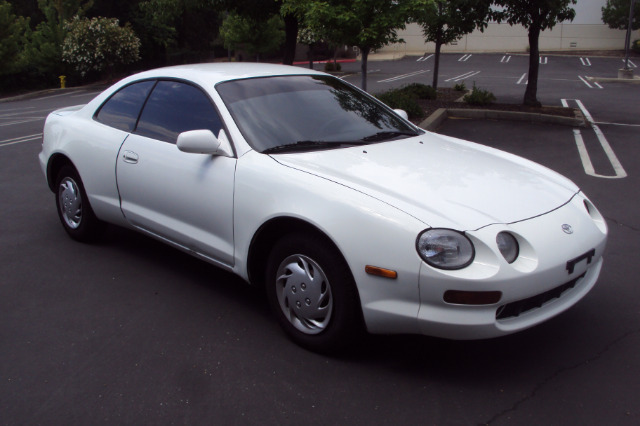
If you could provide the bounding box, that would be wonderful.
[308,44,314,69]
[524,26,542,107]
[433,35,442,89]
[361,46,370,92]
[282,14,298,65]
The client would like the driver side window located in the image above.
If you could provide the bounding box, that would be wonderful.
[135,81,223,144]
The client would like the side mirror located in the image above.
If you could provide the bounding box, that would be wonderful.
[177,129,234,157]
[393,109,409,121]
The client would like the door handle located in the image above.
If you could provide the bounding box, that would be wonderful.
[122,150,139,164]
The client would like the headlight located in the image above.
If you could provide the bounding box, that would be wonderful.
[416,229,475,270]
[496,232,519,263]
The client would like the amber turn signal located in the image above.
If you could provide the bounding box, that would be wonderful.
[365,265,398,279]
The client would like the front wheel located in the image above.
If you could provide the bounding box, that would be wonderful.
[266,234,362,353]
[55,165,104,242]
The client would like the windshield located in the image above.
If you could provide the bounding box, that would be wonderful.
[215,75,422,153]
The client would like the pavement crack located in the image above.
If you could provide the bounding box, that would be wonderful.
[480,328,640,425]
[605,216,640,233]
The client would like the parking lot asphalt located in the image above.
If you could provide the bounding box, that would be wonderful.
[1,53,640,425]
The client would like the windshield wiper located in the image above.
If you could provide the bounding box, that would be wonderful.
[361,131,419,142]
[262,140,368,154]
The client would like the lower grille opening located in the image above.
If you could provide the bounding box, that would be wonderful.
[496,273,586,320]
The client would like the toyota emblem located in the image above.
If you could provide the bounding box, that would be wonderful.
[562,224,573,234]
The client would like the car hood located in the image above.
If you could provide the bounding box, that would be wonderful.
[271,134,579,230]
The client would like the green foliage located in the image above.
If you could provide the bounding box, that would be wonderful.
[62,16,141,77]
[410,0,491,88]
[633,39,640,52]
[400,82,437,99]
[453,82,466,91]
[134,0,180,50]
[602,0,639,30]
[492,0,577,31]
[19,0,94,82]
[0,1,29,75]
[375,89,424,120]
[492,0,576,106]
[324,61,341,72]
[220,12,284,61]
[463,84,496,106]
[374,83,437,120]
[412,0,491,46]
[297,0,411,90]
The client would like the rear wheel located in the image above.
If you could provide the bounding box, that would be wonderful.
[266,233,362,353]
[55,165,104,242]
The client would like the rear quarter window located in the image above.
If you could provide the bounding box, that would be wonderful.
[94,80,155,132]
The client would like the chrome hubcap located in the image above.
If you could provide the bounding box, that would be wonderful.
[58,177,82,229]
[275,254,333,334]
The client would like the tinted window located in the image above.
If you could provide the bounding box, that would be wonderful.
[216,75,421,153]
[135,81,223,144]
[95,81,155,132]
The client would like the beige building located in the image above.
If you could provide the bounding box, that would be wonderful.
[379,0,638,55]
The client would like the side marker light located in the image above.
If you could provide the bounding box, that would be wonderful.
[365,265,398,279]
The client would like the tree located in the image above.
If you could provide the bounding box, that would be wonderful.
[220,12,285,61]
[22,0,94,79]
[492,0,576,106]
[303,0,410,91]
[133,0,181,63]
[62,16,141,77]
[0,1,28,75]
[215,0,294,62]
[602,0,639,30]
[412,0,491,89]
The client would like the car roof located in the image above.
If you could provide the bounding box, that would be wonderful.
[124,63,326,87]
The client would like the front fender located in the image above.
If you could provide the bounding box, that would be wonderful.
[233,151,427,333]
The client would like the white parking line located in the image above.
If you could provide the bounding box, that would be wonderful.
[458,54,472,62]
[0,106,35,114]
[71,91,100,98]
[580,57,592,66]
[0,118,46,127]
[445,71,480,82]
[500,55,511,63]
[416,54,433,62]
[539,56,548,64]
[578,75,593,88]
[0,134,42,147]
[578,76,604,89]
[516,73,528,85]
[377,69,430,83]
[33,90,85,100]
[622,59,637,68]
[562,99,627,179]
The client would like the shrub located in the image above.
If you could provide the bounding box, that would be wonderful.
[463,83,496,106]
[324,61,342,72]
[399,82,436,99]
[63,16,141,77]
[453,82,466,92]
[632,40,640,53]
[375,88,425,119]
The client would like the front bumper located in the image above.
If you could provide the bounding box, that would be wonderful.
[415,193,607,340]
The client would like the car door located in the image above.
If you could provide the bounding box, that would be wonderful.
[116,80,236,267]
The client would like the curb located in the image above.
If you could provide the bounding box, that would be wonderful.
[419,107,586,132]
[587,75,640,84]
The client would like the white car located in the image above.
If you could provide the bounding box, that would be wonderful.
[39,63,607,353]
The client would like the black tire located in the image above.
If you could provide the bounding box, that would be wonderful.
[265,233,363,353]
[54,165,105,242]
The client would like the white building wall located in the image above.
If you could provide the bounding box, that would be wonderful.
[380,0,637,54]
